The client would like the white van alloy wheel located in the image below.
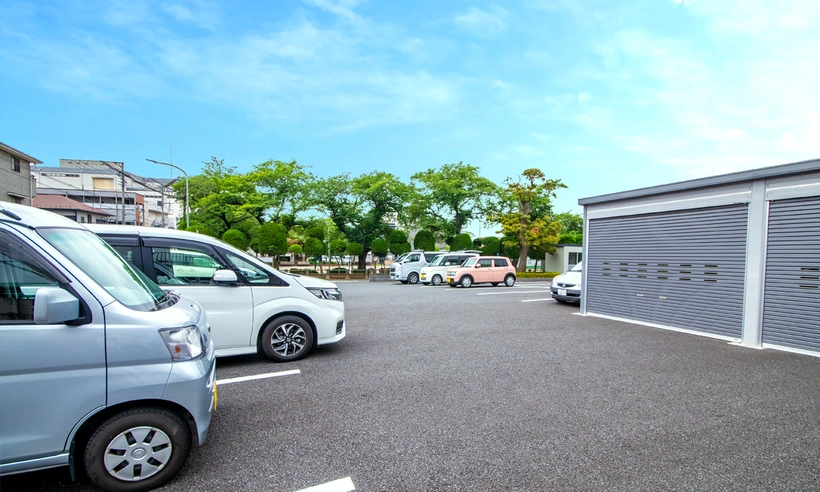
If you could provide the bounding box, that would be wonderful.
[431,275,442,286]
[103,426,172,481]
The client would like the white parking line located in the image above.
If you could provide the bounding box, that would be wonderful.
[477,291,547,295]
[295,477,355,492]
[521,298,552,302]
[216,369,300,385]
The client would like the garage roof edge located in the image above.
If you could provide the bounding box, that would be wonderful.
[578,157,820,206]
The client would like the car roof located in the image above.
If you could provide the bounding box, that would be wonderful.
[86,224,244,254]
[0,202,88,230]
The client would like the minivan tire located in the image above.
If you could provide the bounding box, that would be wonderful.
[84,407,191,492]
[460,276,473,288]
[407,272,419,284]
[504,275,516,287]
[431,275,442,286]
[261,315,315,362]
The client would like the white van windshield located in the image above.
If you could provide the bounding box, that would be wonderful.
[39,228,167,312]
[571,261,583,272]
[429,255,446,266]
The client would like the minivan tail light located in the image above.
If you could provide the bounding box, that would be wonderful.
[159,326,204,361]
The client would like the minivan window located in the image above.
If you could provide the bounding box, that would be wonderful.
[224,252,287,286]
[39,228,166,311]
[0,232,62,322]
[152,245,228,285]
[462,258,477,267]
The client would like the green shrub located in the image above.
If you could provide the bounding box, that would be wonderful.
[221,229,248,250]
[516,272,559,279]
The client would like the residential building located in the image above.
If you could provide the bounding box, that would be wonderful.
[34,159,181,227]
[32,195,113,223]
[0,142,42,205]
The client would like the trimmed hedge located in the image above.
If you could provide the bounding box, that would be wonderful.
[516,272,559,279]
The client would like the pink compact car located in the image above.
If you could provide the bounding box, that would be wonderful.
[445,256,517,288]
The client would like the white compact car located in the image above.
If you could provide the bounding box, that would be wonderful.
[551,261,582,304]
[89,225,345,362]
[420,252,479,285]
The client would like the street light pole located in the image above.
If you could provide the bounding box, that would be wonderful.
[146,158,189,228]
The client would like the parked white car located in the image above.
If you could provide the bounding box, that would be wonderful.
[551,261,582,304]
[389,251,440,284]
[89,225,346,362]
[420,252,479,285]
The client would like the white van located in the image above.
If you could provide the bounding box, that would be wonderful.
[419,252,480,285]
[0,204,216,490]
[389,251,440,284]
[89,225,346,362]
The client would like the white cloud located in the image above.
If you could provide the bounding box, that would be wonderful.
[577,92,591,103]
[303,0,364,21]
[162,1,222,30]
[454,6,508,38]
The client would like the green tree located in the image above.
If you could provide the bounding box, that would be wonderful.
[450,233,473,252]
[554,211,583,234]
[489,169,565,272]
[413,230,436,251]
[480,236,501,255]
[304,237,326,273]
[221,229,248,250]
[248,159,317,230]
[408,162,498,240]
[500,236,520,261]
[329,239,347,269]
[316,172,412,269]
[174,157,258,237]
[371,238,389,269]
[289,243,303,263]
[256,221,289,267]
[345,242,363,269]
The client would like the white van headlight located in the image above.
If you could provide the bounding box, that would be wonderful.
[159,326,204,361]
[308,287,343,301]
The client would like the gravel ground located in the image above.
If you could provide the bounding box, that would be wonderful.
[3,280,819,491]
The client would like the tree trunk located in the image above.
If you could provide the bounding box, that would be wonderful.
[517,246,529,272]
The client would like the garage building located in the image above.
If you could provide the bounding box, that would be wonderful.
[578,159,820,357]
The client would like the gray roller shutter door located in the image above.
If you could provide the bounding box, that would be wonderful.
[586,204,748,339]
[762,195,820,352]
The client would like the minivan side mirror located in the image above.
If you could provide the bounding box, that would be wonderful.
[34,287,80,324]
[212,269,238,284]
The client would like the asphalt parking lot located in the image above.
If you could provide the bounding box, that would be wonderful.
[3,280,819,491]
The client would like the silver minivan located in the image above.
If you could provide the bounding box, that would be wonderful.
[0,204,216,491]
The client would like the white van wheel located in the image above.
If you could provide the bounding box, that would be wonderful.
[84,408,191,492]
[431,275,442,286]
[407,272,419,284]
[261,315,314,362]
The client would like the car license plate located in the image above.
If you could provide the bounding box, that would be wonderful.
[558,289,567,296]
[447,278,452,283]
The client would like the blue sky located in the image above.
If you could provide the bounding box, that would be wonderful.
[2,0,819,231]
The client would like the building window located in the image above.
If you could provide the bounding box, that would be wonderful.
[92,177,115,190]
[9,196,23,204]
[569,252,583,266]
[11,157,21,173]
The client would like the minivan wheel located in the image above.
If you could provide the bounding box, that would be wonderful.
[84,407,191,492]
[261,315,314,362]
[407,272,419,284]
[460,276,473,288]
[504,274,516,287]
[431,275,442,286]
